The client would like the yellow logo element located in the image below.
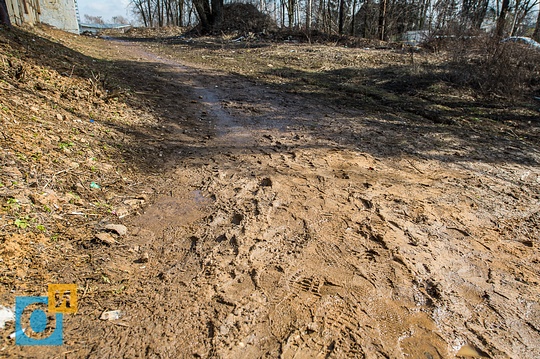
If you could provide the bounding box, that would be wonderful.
[47,284,77,314]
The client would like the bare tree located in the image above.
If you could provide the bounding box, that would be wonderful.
[147,0,153,26]
[306,0,313,30]
[193,0,223,31]
[461,0,489,29]
[534,3,540,40]
[350,0,357,35]
[285,0,297,28]
[378,0,388,39]
[496,0,510,36]
[510,0,538,36]
[338,0,345,33]
[124,0,538,43]
[112,16,130,24]
[84,15,105,24]
[131,0,149,26]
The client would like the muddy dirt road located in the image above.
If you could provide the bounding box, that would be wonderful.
[4,34,540,358]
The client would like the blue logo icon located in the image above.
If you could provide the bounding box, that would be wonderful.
[15,296,63,346]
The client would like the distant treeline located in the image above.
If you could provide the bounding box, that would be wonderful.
[130,0,540,40]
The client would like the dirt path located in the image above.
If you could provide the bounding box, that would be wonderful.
[7,36,540,358]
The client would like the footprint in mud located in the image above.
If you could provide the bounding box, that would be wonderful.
[288,272,325,298]
[260,177,273,187]
[231,212,244,225]
[280,329,328,359]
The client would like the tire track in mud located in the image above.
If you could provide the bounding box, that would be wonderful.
[78,40,540,358]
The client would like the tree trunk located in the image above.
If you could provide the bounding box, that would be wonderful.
[194,0,210,30]
[287,0,295,28]
[133,0,149,27]
[165,0,171,26]
[534,3,540,41]
[350,0,357,35]
[295,0,300,27]
[338,0,345,34]
[306,0,312,30]
[316,0,324,30]
[138,2,149,27]
[178,0,184,26]
[418,0,425,29]
[188,2,194,26]
[378,0,387,40]
[474,0,489,29]
[327,0,332,33]
[496,0,509,37]
[509,0,520,35]
[194,0,223,32]
[147,0,153,26]
[157,0,162,27]
[461,0,488,29]
[363,0,370,37]
[210,0,223,29]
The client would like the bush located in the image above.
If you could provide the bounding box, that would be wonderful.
[221,3,276,34]
[424,34,540,99]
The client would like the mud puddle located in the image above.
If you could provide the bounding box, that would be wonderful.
[133,190,213,236]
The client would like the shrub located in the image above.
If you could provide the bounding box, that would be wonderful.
[424,33,540,99]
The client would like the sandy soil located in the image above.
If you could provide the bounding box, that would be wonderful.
[1,28,539,358]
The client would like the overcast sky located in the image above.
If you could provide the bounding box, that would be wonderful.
[77,0,132,22]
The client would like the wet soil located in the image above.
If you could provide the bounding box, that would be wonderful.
[1,27,539,358]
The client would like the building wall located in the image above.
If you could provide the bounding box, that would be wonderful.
[38,0,79,33]
[5,0,40,26]
[5,0,79,34]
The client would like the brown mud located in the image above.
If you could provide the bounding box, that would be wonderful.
[1,27,539,358]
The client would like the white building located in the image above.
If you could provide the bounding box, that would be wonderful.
[5,0,80,34]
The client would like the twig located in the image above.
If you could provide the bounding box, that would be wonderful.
[112,321,130,327]
[42,166,77,190]
[407,159,424,174]
[81,281,90,299]
[62,349,81,355]
[67,212,99,216]
[447,226,471,236]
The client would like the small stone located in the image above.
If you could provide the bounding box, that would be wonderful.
[56,114,63,121]
[104,224,127,236]
[307,322,319,332]
[95,232,116,245]
[100,310,121,321]
[219,325,229,335]
[114,207,130,218]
